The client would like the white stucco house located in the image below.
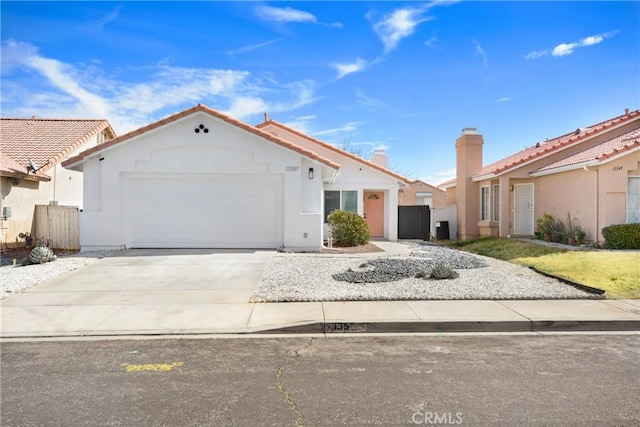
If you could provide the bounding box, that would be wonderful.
[62,104,410,251]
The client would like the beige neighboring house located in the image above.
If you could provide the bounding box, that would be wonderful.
[440,108,640,242]
[0,118,116,248]
[399,179,447,208]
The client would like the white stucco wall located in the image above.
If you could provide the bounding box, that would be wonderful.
[75,112,328,251]
[260,123,404,241]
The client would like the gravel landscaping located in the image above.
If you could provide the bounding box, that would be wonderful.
[2,242,597,302]
[0,251,114,299]
[251,243,596,302]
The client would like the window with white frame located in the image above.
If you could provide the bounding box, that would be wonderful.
[415,192,433,207]
[628,177,640,223]
[481,186,490,221]
[324,190,358,222]
[493,185,500,221]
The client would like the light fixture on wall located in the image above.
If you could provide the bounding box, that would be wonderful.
[308,167,314,179]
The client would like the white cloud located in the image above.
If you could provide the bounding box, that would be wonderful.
[355,88,384,110]
[92,5,122,32]
[256,6,317,24]
[312,121,361,137]
[1,40,318,132]
[369,1,458,53]
[424,35,438,47]
[472,38,488,69]
[227,38,282,56]
[372,6,433,53]
[524,50,548,60]
[420,168,456,186]
[496,96,511,103]
[224,96,268,119]
[525,30,619,59]
[334,57,368,79]
[25,54,111,118]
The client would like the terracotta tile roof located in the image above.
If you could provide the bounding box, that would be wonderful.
[442,109,640,187]
[438,177,456,188]
[1,117,115,180]
[477,109,640,177]
[256,120,412,184]
[0,152,34,178]
[534,127,640,173]
[410,179,445,190]
[62,104,340,171]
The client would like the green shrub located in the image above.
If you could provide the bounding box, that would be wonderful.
[327,210,370,247]
[536,212,586,245]
[536,213,564,242]
[602,223,640,249]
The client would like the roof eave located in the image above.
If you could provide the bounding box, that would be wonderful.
[257,120,412,185]
[61,105,342,171]
[530,143,640,177]
[472,172,497,182]
[530,160,599,177]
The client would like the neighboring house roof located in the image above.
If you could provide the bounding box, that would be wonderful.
[62,104,340,171]
[437,177,456,189]
[478,109,640,178]
[0,117,115,181]
[410,179,444,189]
[256,120,412,184]
[532,128,640,175]
[440,109,640,187]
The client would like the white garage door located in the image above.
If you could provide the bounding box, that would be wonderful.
[126,174,282,248]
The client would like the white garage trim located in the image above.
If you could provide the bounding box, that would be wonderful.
[122,173,283,248]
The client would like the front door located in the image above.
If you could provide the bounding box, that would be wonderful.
[514,183,534,235]
[364,191,384,237]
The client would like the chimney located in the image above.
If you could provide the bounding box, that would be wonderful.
[625,108,630,115]
[370,148,388,168]
[455,127,484,240]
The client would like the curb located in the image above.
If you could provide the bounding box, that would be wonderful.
[3,319,639,339]
[253,319,640,334]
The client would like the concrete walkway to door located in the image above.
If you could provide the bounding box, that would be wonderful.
[1,249,276,337]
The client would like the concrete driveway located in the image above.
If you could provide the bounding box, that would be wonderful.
[1,249,277,337]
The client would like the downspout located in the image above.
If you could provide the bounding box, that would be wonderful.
[53,164,57,202]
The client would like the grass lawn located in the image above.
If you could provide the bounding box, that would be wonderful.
[444,238,640,299]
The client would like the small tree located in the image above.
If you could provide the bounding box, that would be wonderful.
[327,210,370,247]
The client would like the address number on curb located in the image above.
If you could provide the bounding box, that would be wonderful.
[325,323,367,333]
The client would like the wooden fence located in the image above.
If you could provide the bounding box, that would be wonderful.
[34,205,80,250]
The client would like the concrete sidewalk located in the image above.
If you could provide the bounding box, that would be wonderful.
[2,242,638,339]
[2,298,638,338]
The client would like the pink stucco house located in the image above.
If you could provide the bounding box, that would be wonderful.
[440,109,640,242]
[398,179,446,208]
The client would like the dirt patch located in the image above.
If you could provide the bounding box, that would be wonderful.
[319,242,385,254]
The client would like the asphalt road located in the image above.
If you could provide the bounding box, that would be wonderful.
[1,334,639,426]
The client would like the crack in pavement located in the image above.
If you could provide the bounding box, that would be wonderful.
[276,338,314,427]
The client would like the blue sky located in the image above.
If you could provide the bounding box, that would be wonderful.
[2,1,638,185]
